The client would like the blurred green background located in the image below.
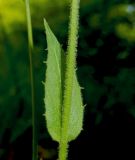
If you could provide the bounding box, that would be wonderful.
[0,0,135,159]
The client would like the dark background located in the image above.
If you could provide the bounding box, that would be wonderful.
[0,0,135,159]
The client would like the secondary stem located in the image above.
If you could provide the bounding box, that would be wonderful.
[25,0,37,160]
[59,0,80,160]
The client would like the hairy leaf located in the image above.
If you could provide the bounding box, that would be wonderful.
[68,72,83,141]
[44,19,84,142]
[44,19,62,141]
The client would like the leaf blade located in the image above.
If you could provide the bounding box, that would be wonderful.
[68,72,84,141]
[44,19,84,142]
[44,19,62,142]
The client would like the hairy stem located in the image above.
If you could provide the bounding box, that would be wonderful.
[59,0,80,160]
[25,0,37,160]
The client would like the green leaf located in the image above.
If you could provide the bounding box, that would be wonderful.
[44,19,84,142]
[44,19,62,142]
[68,72,84,141]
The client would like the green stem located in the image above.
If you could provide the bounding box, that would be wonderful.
[25,0,37,160]
[59,141,68,160]
[59,0,80,160]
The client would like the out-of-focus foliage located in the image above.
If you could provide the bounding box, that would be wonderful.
[0,0,135,159]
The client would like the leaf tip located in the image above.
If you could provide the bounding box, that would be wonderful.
[43,18,47,26]
[44,18,49,31]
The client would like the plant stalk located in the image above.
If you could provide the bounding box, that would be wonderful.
[59,0,80,160]
[25,0,37,160]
